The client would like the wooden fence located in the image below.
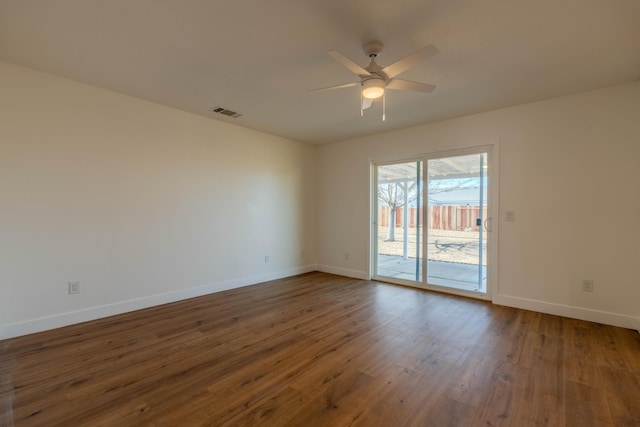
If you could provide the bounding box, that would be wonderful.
[378,206,488,231]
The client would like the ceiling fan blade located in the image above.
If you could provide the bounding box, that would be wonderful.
[386,79,436,93]
[309,82,359,93]
[361,97,373,110]
[382,45,438,78]
[328,51,372,78]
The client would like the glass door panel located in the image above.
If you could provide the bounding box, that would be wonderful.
[374,161,423,284]
[426,153,487,293]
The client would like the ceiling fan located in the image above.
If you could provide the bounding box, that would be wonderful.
[311,40,438,120]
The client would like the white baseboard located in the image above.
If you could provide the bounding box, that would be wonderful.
[5,268,636,340]
[315,264,369,281]
[0,264,317,340]
[496,294,639,330]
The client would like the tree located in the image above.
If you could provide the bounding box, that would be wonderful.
[378,180,418,241]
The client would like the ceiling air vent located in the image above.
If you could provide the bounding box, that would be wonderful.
[210,106,242,118]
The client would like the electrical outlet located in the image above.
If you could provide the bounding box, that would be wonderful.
[68,281,80,294]
[505,210,515,222]
[344,252,349,260]
[582,279,594,292]
[264,255,270,263]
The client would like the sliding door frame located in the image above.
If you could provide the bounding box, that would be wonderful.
[370,142,499,302]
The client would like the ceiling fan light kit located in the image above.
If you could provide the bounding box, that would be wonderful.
[311,40,438,121]
[362,78,385,99]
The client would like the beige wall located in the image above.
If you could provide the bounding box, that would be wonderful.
[0,61,317,338]
[1,59,638,338]
[316,81,640,329]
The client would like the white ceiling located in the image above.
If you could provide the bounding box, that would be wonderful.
[1,0,639,145]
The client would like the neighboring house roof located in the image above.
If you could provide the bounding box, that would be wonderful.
[428,186,487,206]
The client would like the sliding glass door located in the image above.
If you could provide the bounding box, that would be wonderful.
[373,148,493,298]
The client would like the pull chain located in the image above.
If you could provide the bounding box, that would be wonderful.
[382,91,386,121]
[360,88,364,117]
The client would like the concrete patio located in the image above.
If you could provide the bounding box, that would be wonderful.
[376,254,487,292]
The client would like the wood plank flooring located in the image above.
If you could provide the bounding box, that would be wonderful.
[1,272,640,426]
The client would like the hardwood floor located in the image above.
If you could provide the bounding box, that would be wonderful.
[1,272,640,426]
